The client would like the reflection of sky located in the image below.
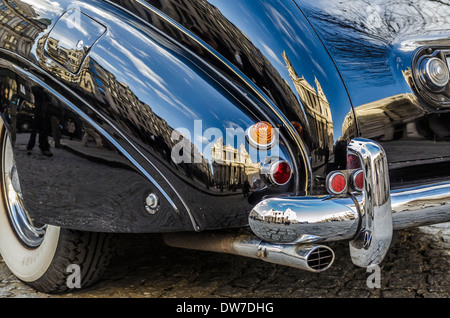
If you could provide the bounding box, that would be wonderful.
[260,197,356,223]
[209,0,315,97]
[81,2,260,163]
[209,0,348,141]
[48,10,105,50]
[20,0,63,17]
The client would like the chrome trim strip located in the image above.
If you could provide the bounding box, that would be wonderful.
[391,181,450,230]
[249,180,450,244]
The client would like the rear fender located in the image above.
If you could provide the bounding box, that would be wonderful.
[0,0,301,232]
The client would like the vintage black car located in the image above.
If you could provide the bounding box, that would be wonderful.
[0,0,449,293]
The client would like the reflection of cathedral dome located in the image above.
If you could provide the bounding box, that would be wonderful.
[211,137,260,187]
[259,208,299,224]
[284,208,297,221]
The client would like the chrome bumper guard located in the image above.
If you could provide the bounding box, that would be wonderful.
[249,138,450,267]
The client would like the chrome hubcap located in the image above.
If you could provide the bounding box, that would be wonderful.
[2,133,46,247]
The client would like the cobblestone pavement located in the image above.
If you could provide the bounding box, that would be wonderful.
[1,222,449,298]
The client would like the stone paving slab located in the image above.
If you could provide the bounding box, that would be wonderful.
[0,223,449,298]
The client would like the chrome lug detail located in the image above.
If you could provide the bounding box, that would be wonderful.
[145,193,159,214]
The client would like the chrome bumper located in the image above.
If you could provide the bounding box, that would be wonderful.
[249,138,450,267]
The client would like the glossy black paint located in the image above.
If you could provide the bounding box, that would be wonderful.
[0,55,189,233]
[0,0,448,233]
[112,0,357,190]
[0,0,313,232]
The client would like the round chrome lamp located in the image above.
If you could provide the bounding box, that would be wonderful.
[418,57,450,91]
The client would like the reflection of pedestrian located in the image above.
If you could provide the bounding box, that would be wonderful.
[231,179,237,192]
[243,180,250,197]
[67,119,76,140]
[27,86,52,157]
[9,94,21,147]
[51,116,62,148]
[82,126,103,148]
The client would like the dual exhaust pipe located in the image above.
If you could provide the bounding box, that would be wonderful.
[163,231,335,273]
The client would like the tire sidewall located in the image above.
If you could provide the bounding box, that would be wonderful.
[0,201,60,282]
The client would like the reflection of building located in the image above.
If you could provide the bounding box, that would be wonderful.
[114,0,308,125]
[45,37,84,73]
[0,0,49,57]
[283,52,334,164]
[36,34,87,82]
[257,208,355,224]
[0,0,50,109]
[37,46,217,187]
[348,93,423,141]
[261,208,298,224]
[211,137,260,187]
[341,110,357,141]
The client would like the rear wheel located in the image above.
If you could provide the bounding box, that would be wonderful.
[0,128,115,293]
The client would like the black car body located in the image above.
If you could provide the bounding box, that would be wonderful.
[0,0,448,292]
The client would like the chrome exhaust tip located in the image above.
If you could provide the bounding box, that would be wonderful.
[253,242,335,272]
[163,231,335,273]
[305,246,335,272]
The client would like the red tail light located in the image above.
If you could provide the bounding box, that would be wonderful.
[326,171,347,195]
[270,160,292,185]
[347,154,361,169]
[352,169,364,192]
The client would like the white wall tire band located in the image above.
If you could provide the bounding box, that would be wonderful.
[0,209,60,282]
